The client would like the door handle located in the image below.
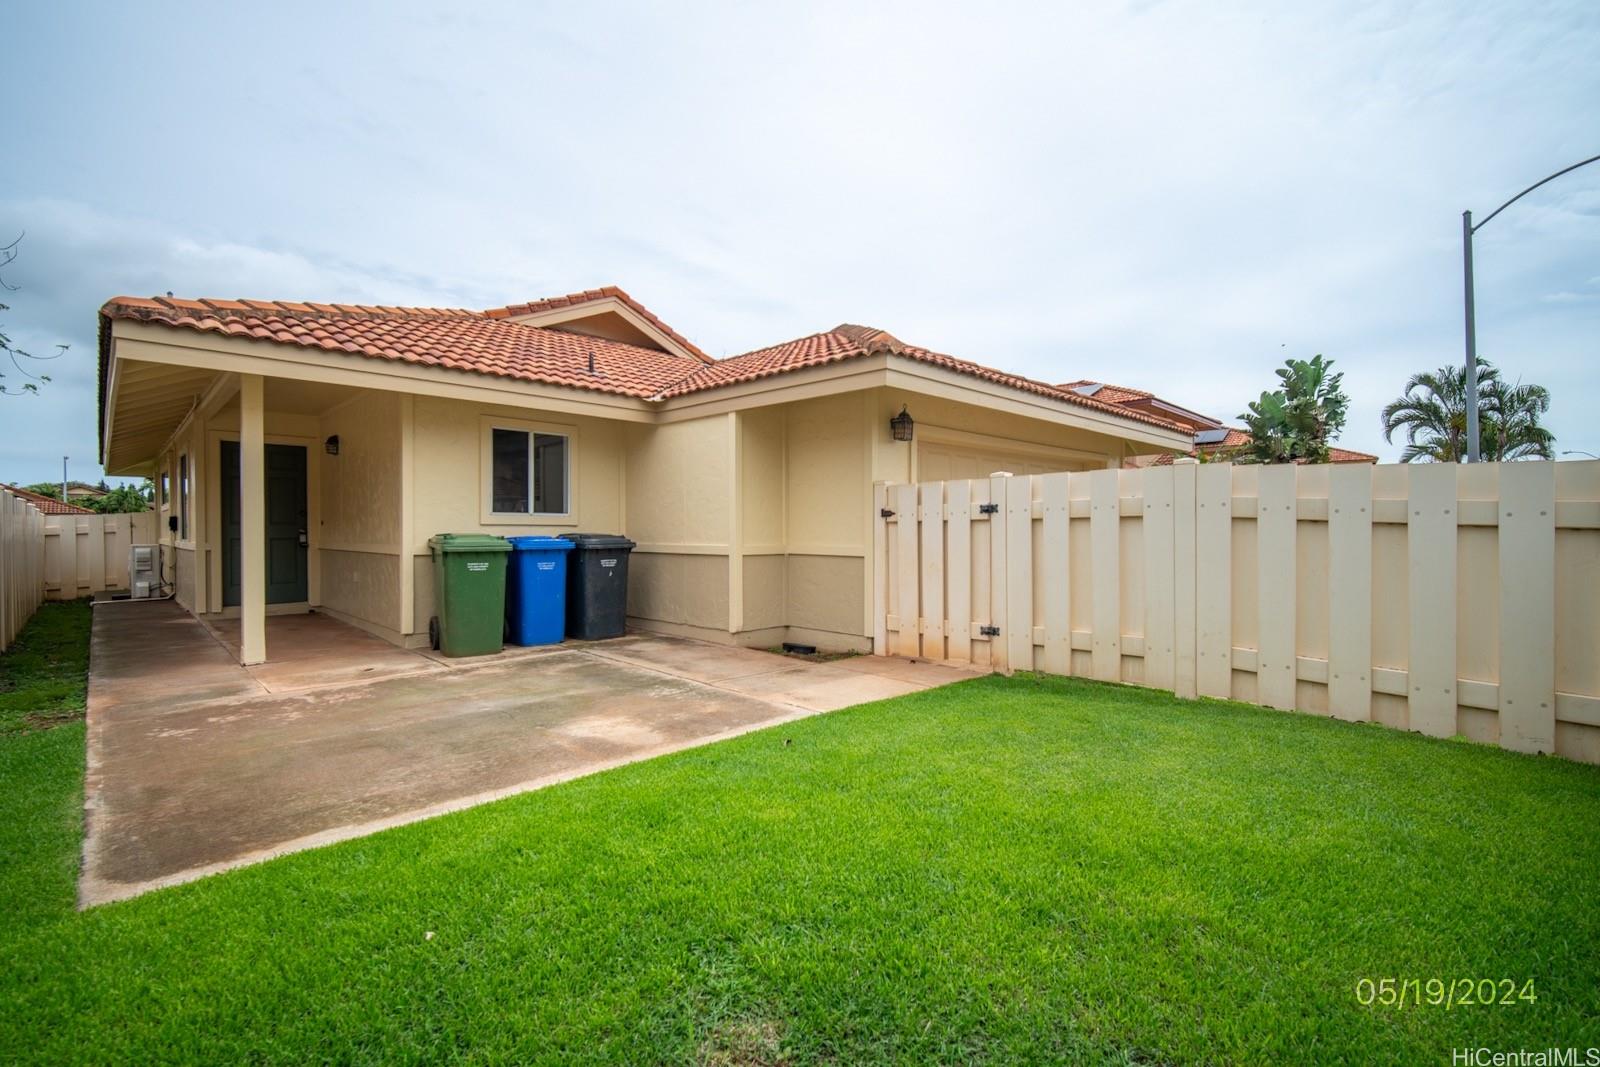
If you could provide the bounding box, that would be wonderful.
[298,530,309,547]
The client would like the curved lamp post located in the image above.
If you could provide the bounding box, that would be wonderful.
[1462,152,1600,461]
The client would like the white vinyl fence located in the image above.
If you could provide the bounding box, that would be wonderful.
[1,497,161,652]
[873,460,1600,764]
[42,510,159,602]
[1,488,47,652]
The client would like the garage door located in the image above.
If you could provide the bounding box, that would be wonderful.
[917,440,1098,482]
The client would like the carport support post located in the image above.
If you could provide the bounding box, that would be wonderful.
[240,373,267,665]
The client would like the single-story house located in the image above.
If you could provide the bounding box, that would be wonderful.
[1054,380,1379,466]
[97,287,1196,664]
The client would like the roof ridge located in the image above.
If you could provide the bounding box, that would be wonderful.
[101,296,482,320]
[483,285,712,364]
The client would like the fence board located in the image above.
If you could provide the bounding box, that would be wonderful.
[893,483,920,658]
[872,482,888,655]
[1040,472,1071,675]
[1089,469,1121,682]
[1256,465,1298,710]
[1498,461,1556,753]
[1172,462,1198,699]
[1327,463,1373,721]
[946,480,973,665]
[988,475,1009,673]
[1195,464,1233,698]
[1006,475,1034,671]
[1407,463,1458,737]
[920,482,946,661]
[1142,467,1176,691]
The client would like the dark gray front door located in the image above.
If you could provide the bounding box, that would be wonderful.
[222,442,309,607]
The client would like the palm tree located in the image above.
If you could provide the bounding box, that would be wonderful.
[1380,359,1554,462]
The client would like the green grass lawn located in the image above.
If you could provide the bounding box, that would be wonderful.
[1,604,1598,1064]
[0,599,91,732]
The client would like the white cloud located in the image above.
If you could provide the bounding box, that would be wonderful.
[1,0,1597,481]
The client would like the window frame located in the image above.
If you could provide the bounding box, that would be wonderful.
[177,452,191,542]
[478,415,577,526]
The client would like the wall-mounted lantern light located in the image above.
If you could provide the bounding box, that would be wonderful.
[890,405,914,442]
[324,435,340,456]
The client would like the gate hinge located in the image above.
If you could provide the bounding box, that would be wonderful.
[979,625,1001,637]
[978,503,999,515]
[879,507,896,519]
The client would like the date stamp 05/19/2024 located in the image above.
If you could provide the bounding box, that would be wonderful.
[1355,977,1537,1011]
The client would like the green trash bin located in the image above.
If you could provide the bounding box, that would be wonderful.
[428,534,512,657]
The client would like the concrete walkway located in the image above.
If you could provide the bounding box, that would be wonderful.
[82,601,977,905]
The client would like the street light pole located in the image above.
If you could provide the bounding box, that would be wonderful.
[1461,152,1600,462]
[1462,211,1479,462]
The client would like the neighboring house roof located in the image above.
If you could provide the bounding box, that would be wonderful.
[1063,379,1378,464]
[1059,379,1221,432]
[0,484,96,514]
[482,286,712,364]
[1147,427,1377,465]
[98,297,1195,435]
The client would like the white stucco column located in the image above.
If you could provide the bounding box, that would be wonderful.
[239,373,267,665]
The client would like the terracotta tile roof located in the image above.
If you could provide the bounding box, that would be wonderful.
[1056,379,1154,405]
[482,286,711,363]
[1148,428,1377,464]
[658,325,1191,432]
[99,295,1192,436]
[100,296,703,400]
[0,484,97,514]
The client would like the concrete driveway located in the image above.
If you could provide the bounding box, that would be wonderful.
[82,601,976,905]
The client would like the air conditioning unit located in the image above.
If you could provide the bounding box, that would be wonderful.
[129,545,161,599]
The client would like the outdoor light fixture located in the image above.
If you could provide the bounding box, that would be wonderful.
[890,405,914,442]
[324,435,340,456]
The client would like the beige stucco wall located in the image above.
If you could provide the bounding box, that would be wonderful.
[316,391,402,633]
[786,555,864,638]
[405,394,627,639]
[627,552,729,631]
[174,547,196,611]
[621,415,734,635]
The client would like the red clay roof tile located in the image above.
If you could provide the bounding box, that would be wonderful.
[98,293,1193,435]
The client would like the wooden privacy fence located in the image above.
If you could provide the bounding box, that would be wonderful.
[41,510,159,601]
[1,488,47,652]
[873,460,1600,764]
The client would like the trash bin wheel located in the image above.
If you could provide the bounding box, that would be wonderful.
[429,615,441,651]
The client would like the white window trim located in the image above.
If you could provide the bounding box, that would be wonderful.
[478,414,578,526]
[177,451,192,547]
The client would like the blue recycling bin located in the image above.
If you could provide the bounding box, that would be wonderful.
[504,536,575,645]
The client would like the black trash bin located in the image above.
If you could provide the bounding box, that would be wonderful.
[560,533,636,639]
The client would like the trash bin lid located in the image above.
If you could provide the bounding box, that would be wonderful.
[507,535,575,551]
[559,533,637,549]
[428,533,511,552]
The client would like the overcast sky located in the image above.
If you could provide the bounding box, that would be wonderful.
[3,1,1596,484]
